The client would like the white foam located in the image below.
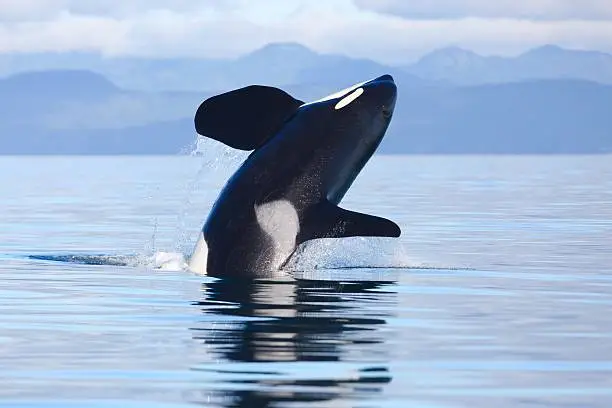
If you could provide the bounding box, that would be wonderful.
[283,237,421,271]
[152,251,189,270]
[171,136,249,254]
[116,251,189,271]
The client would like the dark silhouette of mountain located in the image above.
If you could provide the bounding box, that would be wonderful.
[0,69,610,155]
[406,45,612,85]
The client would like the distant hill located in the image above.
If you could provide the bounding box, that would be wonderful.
[405,45,612,85]
[2,43,612,91]
[0,69,206,130]
[0,69,118,97]
[0,43,417,92]
[0,69,610,155]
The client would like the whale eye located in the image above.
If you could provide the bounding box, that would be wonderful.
[335,87,364,110]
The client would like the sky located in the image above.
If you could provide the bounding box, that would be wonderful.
[0,0,611,64]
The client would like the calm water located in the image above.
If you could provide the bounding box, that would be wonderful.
[1,154,611,408]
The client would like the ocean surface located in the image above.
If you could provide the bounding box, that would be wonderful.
[1,153,611,408]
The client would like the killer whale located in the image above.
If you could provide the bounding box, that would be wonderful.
[189,74,400,278]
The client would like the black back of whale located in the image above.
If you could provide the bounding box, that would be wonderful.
[194,75,400,278]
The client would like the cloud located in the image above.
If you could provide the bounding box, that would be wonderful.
[0,0,64,21]
[354,0,612,21]
[297,14,612,63]
[0,0,611,63]
[0,13,128,53]
[0,1,282,21]
[0,0,337,57]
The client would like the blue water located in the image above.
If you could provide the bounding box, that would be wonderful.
[1,154,611,407]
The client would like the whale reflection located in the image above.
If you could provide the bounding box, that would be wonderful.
[190,277,397,407]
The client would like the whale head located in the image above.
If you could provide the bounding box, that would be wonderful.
[302,74,397,126]
[297,75,398,202]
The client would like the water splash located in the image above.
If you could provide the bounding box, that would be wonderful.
[284,237,426,271]
[28,251,189,271]
[150,251,189,270]
[26,137,252,273]
[23,137,467,275]
[170,136,248,254]
[135,136,435,275]
[26,238,470,275]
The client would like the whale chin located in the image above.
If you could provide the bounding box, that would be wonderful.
[188,232,209,275]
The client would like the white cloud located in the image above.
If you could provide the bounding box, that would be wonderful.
[0,0,611,63]
[354,0,612,21]
[0,0,63,21]
[0,0,281,21]
[318,16,612,61]
[0,13,128,53]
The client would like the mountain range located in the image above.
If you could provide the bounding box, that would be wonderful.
[2,43,612,91]
[0,43,611,155]
[405,45,612,86]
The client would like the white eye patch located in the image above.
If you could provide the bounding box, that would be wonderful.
[334,87,364,110]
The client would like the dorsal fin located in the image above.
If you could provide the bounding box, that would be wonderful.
[194,85,304,151]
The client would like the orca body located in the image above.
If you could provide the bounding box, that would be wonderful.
[189,75,400,278]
